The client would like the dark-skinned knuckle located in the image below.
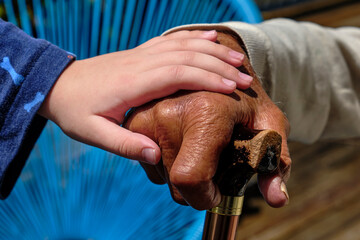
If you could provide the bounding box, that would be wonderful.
[153,100,183,120]
[170,169,210,189]
[193,95,229,120]
[169,171,189,187]
[191,93,218,109]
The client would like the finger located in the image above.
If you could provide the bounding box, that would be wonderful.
[139,30,218,48]
[127,66,251,108]
[257,173,289,208]
[78,116,162,164]
[169,123,233,210]
[139,51,251,85]
[257,129,291,207]
[254,106,292,207]
[146,38,245,67]
[140,162,166,184]
[162,161,189,206]
[163,30,218,41]
[159,139,189,206]
[257,139,291,207]
[258,137,291,207]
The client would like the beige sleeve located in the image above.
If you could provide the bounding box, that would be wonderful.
[164,19,360,143]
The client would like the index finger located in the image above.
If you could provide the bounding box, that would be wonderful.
[138,30,218,48]
[169,122,234,210]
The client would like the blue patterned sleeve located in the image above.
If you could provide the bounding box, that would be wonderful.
[0,18,75,199]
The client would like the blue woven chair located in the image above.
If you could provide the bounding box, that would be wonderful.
[0,1,262,239]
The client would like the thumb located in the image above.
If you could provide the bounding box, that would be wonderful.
[254,106,291,208]
[257,173,289,208]
[257,137,291,208]
[79,116,161,164]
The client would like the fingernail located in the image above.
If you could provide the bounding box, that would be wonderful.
[280,181,290,205]
[222,78,236,88]
[142,148,156,164]
[202,30,216,37]
[229,50,244,61]
[238,71,253,82]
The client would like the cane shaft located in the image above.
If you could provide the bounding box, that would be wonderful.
[202,195,244,240]
[202,213,239,240]
[202,128,282,240]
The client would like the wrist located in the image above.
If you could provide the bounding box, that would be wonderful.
[37,60,78,122]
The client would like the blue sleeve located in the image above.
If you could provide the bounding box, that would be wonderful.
[0,18,75,199]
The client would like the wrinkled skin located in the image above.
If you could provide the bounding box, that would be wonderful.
[125,32,291,210]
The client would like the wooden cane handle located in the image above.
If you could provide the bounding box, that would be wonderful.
[214,127,282,197]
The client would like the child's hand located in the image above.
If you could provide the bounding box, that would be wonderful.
[38,30,253,164]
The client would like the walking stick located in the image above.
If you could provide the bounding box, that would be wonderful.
[202,128,282,240]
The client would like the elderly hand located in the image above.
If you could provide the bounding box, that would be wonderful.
[125,32,291,210]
